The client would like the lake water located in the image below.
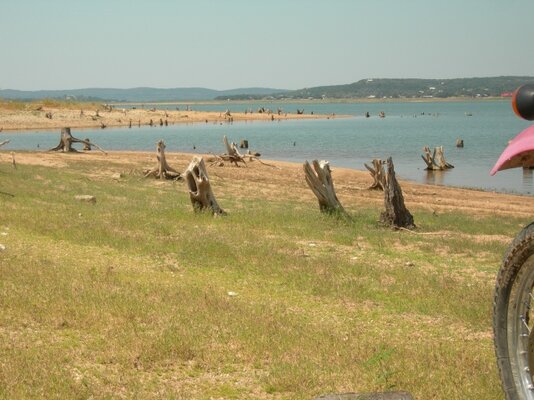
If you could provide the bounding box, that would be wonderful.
[2,100,534,194]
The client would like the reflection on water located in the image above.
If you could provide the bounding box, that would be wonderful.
[424,170,446,186]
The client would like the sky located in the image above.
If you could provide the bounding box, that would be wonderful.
[1,0,534,91]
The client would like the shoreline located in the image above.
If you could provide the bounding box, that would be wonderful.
[4,149,534,218]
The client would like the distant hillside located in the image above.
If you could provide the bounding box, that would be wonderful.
[0,87,286,102]
[217,76,534,100]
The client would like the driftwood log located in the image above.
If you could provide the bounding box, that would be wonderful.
[364,159,386,190]
[144,140,181,180]
[208,135,280,169]
[220,135,246,167]
[380,157,415,229]
[0,140,10,148]
[304,159,346,215]
[49,127,106,154]
[184,156,225,215]
[421,146,454,170]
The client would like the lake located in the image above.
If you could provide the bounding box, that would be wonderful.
[2,100,534,194]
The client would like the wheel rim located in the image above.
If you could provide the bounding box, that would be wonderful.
[509,255,534,398]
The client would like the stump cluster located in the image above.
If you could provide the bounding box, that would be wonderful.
[421,146,454,170]
[49,127,106,154]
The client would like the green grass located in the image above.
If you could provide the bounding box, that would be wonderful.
[0,159,526,399]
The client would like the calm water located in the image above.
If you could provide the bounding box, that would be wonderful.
[2,100,534,194]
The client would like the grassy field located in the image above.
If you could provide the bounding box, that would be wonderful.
[0,153,524,399]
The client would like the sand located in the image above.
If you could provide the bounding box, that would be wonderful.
[0,104,340,131]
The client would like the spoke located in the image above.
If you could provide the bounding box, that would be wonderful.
[521,316,532,334]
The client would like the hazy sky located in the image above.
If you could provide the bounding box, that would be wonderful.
[2,0,534,91]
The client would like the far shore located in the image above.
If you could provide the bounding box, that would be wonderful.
[112,96,508,106]
[0,102,345,132]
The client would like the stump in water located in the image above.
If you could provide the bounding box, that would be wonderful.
[421,146,454,170]
[304,159,346,215]
[434,146,454,169]
[184,156,225,215]
[144,140,181,180]
[380,157,415,229]
[49,127,106,153]
[456,138,464,148]
[364,159,386,190]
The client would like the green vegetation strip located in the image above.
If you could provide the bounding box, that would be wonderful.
[0,161,524,399]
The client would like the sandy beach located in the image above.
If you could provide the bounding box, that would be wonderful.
[0,103,340,131]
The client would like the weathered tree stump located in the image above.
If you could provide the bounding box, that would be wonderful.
[434,146,454,169]
[456,138,464,148]
[49,127,106,154]
[421,146,454,170]
[380,157,415,229]
[364,159,386,190]
[184,156,225,215]
[210,135,247,167]
[144,140,181,180]
[304,159,346,215]
[223,135,246,166]
[240,139,249,149]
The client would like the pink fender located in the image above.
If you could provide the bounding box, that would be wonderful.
[491,125,534,175]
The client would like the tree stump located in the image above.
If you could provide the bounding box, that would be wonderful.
[239,139,249,149]
[421,146,454,170]
[456,138,464,148]
[223,135,246,166]
[184,156,225,215]
[364,159,386,190]
[49,127,106,153]
[380,157,415,229]
[434,146,454,169]
[144,140,181,180]
[304,159,346,215]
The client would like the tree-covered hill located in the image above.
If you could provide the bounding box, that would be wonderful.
[216,76,534,100]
